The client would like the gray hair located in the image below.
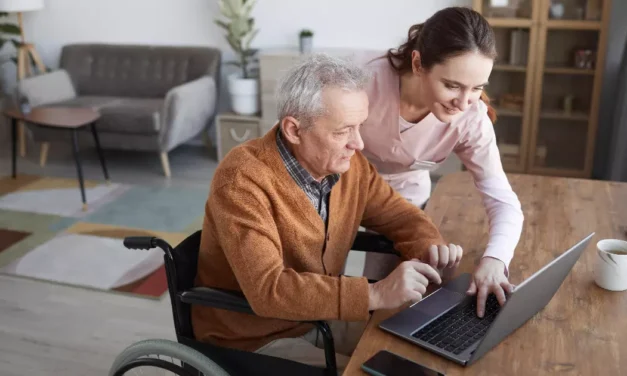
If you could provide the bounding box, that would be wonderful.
[275,53,370,128]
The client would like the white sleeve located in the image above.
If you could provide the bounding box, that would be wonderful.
[454,104,524,274]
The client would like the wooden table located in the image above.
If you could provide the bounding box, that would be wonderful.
[344,172,627,376]
[3,107,110,210]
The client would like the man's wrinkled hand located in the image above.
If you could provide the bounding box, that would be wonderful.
[368,260,442,311]
[428,244,463,270]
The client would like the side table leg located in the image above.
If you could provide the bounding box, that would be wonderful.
[71,129,87,211]
[90,122,110,183]
[11,118,17,179]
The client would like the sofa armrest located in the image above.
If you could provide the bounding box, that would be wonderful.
[161,76,217,151]
[18,69,77,107]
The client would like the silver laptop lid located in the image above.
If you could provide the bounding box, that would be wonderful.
[468,233,595,364]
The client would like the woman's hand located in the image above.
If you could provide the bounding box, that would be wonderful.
[466,257,513,318]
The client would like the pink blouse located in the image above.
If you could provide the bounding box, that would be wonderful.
[358,56,524,271]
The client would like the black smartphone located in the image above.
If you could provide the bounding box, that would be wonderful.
[361,350,445,376]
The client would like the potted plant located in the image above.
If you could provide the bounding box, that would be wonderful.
[215,0,260,115]
[299,29,314,54]
[0,12,22,78]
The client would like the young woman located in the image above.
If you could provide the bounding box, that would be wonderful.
[359,7,524,317]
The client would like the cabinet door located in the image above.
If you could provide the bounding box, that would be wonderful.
[527,0,608,177]
[474,1,540,173]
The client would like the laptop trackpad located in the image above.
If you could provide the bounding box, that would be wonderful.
[412,288,465,317]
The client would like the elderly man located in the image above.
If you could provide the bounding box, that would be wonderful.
[192,54,462,373]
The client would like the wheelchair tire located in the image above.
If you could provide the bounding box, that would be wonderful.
[109,338,230,376]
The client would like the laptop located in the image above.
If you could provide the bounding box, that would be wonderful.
[379,233,595,366]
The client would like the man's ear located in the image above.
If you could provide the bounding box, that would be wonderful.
[280,116,302,144]
[411,50,423,75]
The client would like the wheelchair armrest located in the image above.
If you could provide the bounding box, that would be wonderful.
[351,231,400,256]
[179,287,255,315]
[181,289,340,373]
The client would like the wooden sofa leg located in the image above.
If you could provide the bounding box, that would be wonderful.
[160,152,171,178]
[40,143,49,167]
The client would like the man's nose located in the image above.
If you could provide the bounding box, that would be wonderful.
[348,129,364,151]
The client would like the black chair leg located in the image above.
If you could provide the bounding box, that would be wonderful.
[11,118,17,179]
[314,321,337,376]
[90,122,110,182]
[71,129,87,210]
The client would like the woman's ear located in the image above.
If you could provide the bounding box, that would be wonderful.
[280,116,302,145]
[411,50,422,75]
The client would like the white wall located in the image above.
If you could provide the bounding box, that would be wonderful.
[1,0,470,143]
[19,0,470,68]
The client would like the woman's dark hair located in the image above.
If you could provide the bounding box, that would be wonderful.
[387,7,498,122]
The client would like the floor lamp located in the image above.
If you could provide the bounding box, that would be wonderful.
[0,0,47,158]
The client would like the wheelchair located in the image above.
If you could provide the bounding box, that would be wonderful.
[109,230,399,376]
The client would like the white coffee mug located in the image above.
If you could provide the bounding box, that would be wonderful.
[595,239,627,291]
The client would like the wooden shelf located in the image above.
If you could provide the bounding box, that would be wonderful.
[494,64,527,72]
[539,111,589,121]
[544,66,595,75]
[546,20,601,30]
[486,18,533,28]
[494,107,524,117]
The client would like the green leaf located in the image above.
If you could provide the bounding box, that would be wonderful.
[0,12,8,17]
[230,18,250,38]
[0,23,21,35]
[226,34,242,53]
[242,0,257,17]
[243,48,257,57]
[243,29,259,51]
[218,0,235,18]
[233,0,244,13]
[10,39,21,48]
[214,19,230,32]
[223,0,239,18]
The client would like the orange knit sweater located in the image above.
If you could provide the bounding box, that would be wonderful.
[192,125,445,351]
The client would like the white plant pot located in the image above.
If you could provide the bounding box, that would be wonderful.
[228,73,259,115]
[300,36,313,54]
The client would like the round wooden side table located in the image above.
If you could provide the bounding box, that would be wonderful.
[3,107,110,211]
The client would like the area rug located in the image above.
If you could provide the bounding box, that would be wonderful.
[0,174,208,300]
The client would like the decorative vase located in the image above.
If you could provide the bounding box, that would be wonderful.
[549,1,565,19]
[299,36,313,54]
[228,73,259,116]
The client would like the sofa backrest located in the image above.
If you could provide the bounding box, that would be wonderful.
[60,43,221,98]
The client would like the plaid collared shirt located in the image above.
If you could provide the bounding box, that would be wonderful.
[276,130,340,225]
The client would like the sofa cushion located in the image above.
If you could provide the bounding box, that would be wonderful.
[96,98,163,135]
[52,96,121,110]
[60,44,220,98]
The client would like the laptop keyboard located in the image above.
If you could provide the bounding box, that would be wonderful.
[411,294,501,355]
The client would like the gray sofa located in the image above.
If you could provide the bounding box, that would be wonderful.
[18,43,221,177]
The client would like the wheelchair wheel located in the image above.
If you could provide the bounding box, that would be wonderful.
[109,339,230,376]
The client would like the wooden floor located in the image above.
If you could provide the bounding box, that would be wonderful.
[0,274,176,375]
[0,143,210,375]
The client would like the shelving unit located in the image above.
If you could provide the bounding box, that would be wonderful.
[474,0,611,178]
